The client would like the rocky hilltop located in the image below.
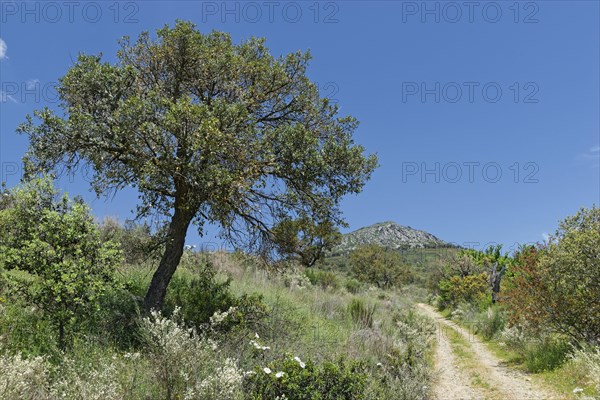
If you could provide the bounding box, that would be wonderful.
[333,221,452,254]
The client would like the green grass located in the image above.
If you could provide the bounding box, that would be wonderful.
[0,251,438,399]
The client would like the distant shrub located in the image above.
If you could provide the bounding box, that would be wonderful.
[437,273,488,310]
[348,298,376,329]
[98,217,162,264]
[244,355,367,400]
[345,278,362,294]
[305,269,339,290]
[280,267,312,289]
[349,244,411,289]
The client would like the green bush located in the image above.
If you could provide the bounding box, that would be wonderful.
[347,298,376,329]
[523,337,570,372]
[0,296,58,358]
[0,178,122,349]
[305,269,339,290]
[244,355,367,400]
[437,273,488,310]
[164,261,268,334]
[473,307,505,341]
[344,278,362,294]
[349,245,411,289]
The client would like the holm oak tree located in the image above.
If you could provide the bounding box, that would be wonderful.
[18,21,378,311]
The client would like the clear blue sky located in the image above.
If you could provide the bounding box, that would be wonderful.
[1,1,598,252]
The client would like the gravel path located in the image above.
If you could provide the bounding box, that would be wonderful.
[416,303,565,400]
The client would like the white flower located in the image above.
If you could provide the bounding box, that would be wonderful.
[294,356,306,369]
[263,367,272,374]
[275,371,285,378]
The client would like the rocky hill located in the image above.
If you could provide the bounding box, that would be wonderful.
[332,221,453,254]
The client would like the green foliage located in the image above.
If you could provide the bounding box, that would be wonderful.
[98,217,163,264]
[272,217,342,268]
[0,295,58,357]
[473,306,505,340]
[0,178,122,349]
[505,207,600,344]
[537,207,600,343]
[523,337,570,373]
[305,268,339,290]
[349,245,411,289]
[18,20,378,311]
[437,273,488,310]
[165,260,268,333]
[347,298,376,329]
[344,278,362,294]
[244,355,367,400]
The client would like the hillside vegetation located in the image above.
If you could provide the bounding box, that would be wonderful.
[0,178,436,399]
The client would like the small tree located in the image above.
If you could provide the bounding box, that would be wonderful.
[18,21,377,311]
[0,178,122,349]
[502,245,548,332]
[505,207,600,343]
[437,273,489,310]
[271,217,341,267]
[349,244,410,289]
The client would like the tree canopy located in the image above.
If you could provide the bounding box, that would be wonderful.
[18,21,377,310]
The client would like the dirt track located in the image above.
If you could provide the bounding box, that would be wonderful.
[416,303,564,400]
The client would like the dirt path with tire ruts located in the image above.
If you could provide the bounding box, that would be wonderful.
[416,303,565,400]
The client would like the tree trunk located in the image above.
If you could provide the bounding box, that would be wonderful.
[143,206,193,312]
[490,262,506,304]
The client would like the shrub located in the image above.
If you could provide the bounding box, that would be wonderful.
[244,354,367,400]
[138,308,244,400]
[570,346,600,395]
[437,273,488,310]
[349,244,411,289]
[0,352,51,399]
[0,297,58,358]
[165,263,235,327]
[348,298,376,329]
[473,307,505,340]
[523,336,570,373]
[305,269,339,290]
[345,278,362,294]
[164,261,268,333]
[504,207,600,344]
[0,178,122,349]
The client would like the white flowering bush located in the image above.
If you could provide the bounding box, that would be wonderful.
[0,352,51,399]
[139,307,243,399]
[185,357,243,400]
[244,354,367,400]
[571,346,600,396]
[280,267,312,289]
[51,357,122,400]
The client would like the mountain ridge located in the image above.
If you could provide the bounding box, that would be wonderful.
[332,221,454,254]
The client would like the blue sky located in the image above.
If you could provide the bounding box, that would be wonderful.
[1,1,598,252]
